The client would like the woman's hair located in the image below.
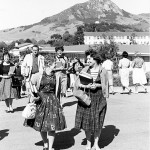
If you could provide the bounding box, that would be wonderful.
[85,49,102,64]
[55,46,64,52]
[72,59,84,73]
[13,59,19,64]
[2,52,11,60]
[122,51,128,58]
[105,53,112,59]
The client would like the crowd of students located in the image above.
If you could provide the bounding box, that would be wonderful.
[0,45,148,150]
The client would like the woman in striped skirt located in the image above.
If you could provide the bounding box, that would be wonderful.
[74,49,109,150]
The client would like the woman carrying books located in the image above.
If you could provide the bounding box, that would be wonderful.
[74,49,109,150]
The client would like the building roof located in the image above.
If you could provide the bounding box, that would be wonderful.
[84,32,150,37]
[15,43,33,49]
[118,45,150,56]
[40,45,150,56]
[40,45,89,53]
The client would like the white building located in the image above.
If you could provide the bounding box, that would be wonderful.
[9,43,34,56]
[84,32,150,45]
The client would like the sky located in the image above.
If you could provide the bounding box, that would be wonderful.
[0,0,149,30]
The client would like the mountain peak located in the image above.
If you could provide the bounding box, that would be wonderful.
[0,0,149,41]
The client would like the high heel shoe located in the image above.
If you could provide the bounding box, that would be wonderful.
[145,88,148,93]
[128,89,132,94]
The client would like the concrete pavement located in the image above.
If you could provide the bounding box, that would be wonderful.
[0,86,150,150]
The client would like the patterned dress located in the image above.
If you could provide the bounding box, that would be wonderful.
[24,72,67,132]
[75,69,107,133]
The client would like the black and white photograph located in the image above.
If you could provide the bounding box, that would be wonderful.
[0,0,150,150]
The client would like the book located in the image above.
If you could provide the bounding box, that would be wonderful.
[79,72,93,85]
[8,66,16,75]
[55,61,63,69]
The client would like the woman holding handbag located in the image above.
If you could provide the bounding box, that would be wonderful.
[24,60,67,150]
[74,49,109,150]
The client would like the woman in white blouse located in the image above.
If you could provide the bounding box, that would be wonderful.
[118,51,132,94]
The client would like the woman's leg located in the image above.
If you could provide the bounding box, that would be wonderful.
[48,131,55,150]
[5,99,10,111]
[135,84,138,93]
[93,130,101,150]
[8,98,13,111]
[40,131,48,148]
[85,131,91,149]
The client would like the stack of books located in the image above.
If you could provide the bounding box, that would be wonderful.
[79,72,93,85]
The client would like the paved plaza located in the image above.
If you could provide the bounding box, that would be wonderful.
[0,86,150,150]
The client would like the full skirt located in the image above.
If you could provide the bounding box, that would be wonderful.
[24,92,67,132]
[75,88,107,133]
[0,78,14,101]
[132,68,147,85]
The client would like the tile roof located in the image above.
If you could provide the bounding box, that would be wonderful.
[40,45,150,56]
[84,32,150,36]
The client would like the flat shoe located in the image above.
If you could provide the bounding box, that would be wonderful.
[5,110,10,113]
[86,146,91,150]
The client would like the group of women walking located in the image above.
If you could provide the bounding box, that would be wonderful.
[22,46,108,150]
[0,45,148,150]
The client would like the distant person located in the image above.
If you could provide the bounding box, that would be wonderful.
[118,51,132,94]
[102,53,115,94]
[131,52,147,93]
[21,45,45,101]
[0,52,15,112]
[12,59,23,99]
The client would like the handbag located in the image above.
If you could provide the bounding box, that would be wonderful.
[22,103,36,119]
[73,88,91,106]
[11,77,21,87]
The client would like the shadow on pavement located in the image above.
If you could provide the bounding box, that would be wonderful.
[13,106,25,112]
[35,128,81,149]
[62,101,77,108]
[0,129,9,141]
[81,125,120,148]
[99,125,120,148]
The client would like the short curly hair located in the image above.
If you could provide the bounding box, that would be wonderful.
[122,51,128,58]
[55,46,64,52]
[85,49,102,64]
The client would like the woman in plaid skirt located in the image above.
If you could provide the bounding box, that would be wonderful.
[74,49,109,150]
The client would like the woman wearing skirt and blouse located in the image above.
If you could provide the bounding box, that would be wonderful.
[0,52,15,112]
[24,62,66,150]
[118,51,132,94]
[74,49,109,150]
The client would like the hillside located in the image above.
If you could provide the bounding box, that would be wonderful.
[0,0,149,42]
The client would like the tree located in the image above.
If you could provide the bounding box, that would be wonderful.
[50,34,62,40]
[89,41,119,64]
[31,38,37,45]
[25,39,32,43]
[18,39,25,44]
[53,39,64,47]
[7,41,16,50]
[38,40,46,45]
[73,26,84,45]
[0,41,7,52]
[62,31,74,46]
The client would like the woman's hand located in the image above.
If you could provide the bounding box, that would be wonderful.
[90,84,97,90]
